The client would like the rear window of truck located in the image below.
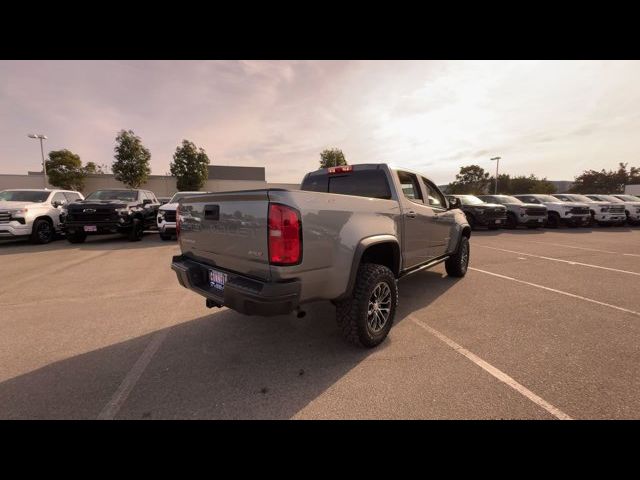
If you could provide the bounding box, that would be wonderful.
[301,170,392,200]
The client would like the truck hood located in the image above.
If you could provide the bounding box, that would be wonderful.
[468,203,506,210]
[159,202,178,212]
[69,200,133,209]
[542,201,587,208]
[0,200,42,209]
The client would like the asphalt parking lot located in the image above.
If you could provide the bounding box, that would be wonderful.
[1,226,639,419]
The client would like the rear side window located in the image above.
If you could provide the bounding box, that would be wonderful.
[397,171,423,203]
[302,170,392,199]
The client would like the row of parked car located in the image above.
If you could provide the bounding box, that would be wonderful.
[0,188,210,244]
[446,193,640,230]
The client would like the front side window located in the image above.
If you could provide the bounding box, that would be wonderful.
[422,178,446,209]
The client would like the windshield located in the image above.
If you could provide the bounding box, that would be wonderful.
[169,192,207,203]
[616,195,640,202]
[597,195,623,203]
[457,195,485,206]
[85,190,138,202]
[0,190,50,202]
[533,195,560,203]
[494,195,522,204]
[558,194,593,203]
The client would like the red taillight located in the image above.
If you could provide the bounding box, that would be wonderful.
[328,165,353,174]
[268,203,301,265]
[176,206,180,237]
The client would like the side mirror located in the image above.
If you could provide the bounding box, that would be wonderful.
[448,197,461,210]
[53,200,65,208]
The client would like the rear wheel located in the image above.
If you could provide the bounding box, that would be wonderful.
[445,236,469,278]
[335,263,398,348]
[30,218,55,244]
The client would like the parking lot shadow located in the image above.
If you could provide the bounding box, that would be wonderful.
[0,270,458,419]
[0,232,171,255]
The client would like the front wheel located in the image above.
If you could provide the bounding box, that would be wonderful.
[67,231,87,244]
[505,212,518,229]
[128,218,144,241]
[445,236,470,278]
[160,232,173,241]
[335,263,398,348]
[30,218,55,244]
[546,213,560,228]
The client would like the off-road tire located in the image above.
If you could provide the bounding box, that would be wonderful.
[30,218,55,244]
[67,231,87,244]
[128,218,144,242]
[335,263,398,348]
[445,235,470,278]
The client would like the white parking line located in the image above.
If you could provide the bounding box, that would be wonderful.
[97,329,168,420]
[410,315,572,420]
[522,240,640,258]
[470,267,640,318]
[474,244,640,277]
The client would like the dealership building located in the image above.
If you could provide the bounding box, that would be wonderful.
[0,165,299,196]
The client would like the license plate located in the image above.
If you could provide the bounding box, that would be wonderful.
[209,269,227,291]
[495,219,502,224]
[84,225,97,232]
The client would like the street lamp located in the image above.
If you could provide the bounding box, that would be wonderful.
[490,156,501,194]
[28,133,48,188]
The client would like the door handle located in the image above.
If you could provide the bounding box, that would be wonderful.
[406,211,416,218]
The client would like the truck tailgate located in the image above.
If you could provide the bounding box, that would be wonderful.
[178,190,272,281]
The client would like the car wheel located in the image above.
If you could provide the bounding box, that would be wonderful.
[466,214,476,230]
[67,231,87,244]
[335,263,398,348]
[160,232,173,241]
[30,218,55,244]
[506,213,518,229]
[445,235,470,278]
[128,218,144,242]
[546,212,560,228]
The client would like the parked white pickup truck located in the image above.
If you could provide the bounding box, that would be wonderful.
[0,189,84,243]
[513,194,590,228]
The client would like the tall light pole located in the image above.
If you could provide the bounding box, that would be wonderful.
[28,134,48,188]
[490,156,501,194]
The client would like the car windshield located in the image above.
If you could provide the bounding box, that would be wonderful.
[561,194,593,203]
[597,195,623,203]
[169,192,207,203]
[457,195,485,206]
[533,195,560,203]
[85,190,138,201]
[0,190,50,202]
[494,195,522,204]
[616,195,640,202]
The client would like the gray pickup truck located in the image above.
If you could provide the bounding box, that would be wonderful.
[171,164,471,347]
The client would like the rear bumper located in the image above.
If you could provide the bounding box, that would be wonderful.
[171,255,301,316]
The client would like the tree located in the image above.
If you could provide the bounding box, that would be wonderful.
[84,162,108,174]
[569,163,639,193]
[169,140,210,191]
[111,130,151,188]
[319,148,347,168]
[447,165,491,194]
[46,149,86,191]
[508,175,556,194]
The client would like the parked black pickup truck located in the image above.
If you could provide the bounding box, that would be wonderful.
[63,189,160,243]
[446,195,507,230]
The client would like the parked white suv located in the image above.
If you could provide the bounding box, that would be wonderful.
[513,194,591,228]
[157,191,210,240]
[0,189,84,243]
[591,194,640,226]
[553,193,626,226]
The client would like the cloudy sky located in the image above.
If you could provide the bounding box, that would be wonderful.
[1,60,639,184]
